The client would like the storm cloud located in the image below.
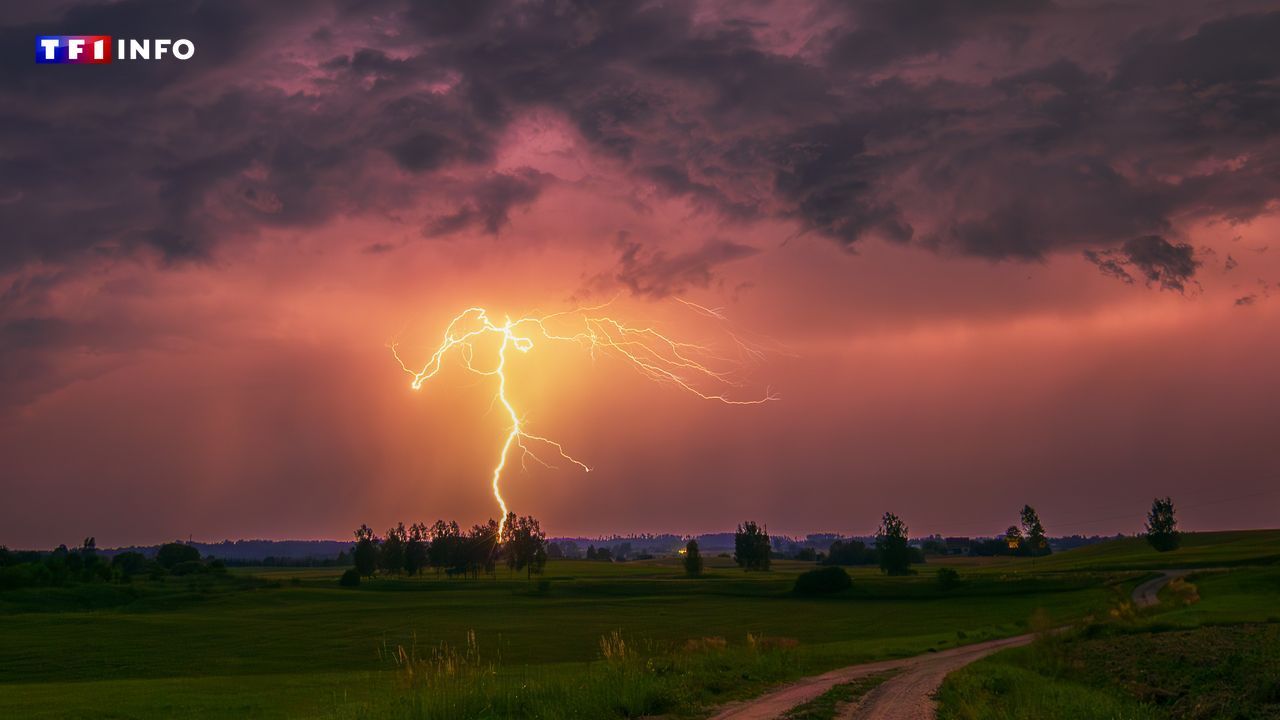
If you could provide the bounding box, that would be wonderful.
[4,1,1280,268]
[3,0,1280,406]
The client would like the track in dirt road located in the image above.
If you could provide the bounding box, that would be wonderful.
[1131,569,1197,608]
[709,569,1196,720]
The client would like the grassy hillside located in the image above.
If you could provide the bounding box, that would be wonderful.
[963,529,1280,573]
[939,605,1280,718]
[0,559,1119,719]
[1,531,1274,718]
[937,563,1280,719]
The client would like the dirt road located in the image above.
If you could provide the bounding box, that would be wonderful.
[707,634,1033,720]
[709,569,1193,720]
[1131,569,1195,608]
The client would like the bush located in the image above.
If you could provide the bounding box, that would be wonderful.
[793,566,853,595]
[824,539,877,566]
[339,569,361,587]
[936,567,961,590]
[169,560,206,576]
[156,542,201,569]
[111,551,149,578]
[683,540,703,578]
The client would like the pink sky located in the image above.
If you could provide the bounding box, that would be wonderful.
[2,1,1278,547]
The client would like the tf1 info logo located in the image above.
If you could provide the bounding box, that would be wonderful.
[36,36,195,64]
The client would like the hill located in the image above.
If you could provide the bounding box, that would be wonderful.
[1012,529,1280,571]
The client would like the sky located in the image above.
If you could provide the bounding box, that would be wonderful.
[2,0,1279,549]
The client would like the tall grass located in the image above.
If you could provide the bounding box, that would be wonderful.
[341,630,803,719]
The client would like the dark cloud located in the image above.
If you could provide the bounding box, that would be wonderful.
[1111,11,1280,90]
[823,0,1050,69]
[1084,236,1201,293]
[389,132,455,173]
[596,234,760,299]
[422,169,550,237]
[5,0,1279,277]
[5,0,1280,405]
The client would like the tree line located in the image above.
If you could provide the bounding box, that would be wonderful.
[718,497,1182,579]
[0,498,1183,592]
[343,512,548,586]
[0,537,226,590]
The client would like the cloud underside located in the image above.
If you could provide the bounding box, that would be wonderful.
[2,0,1280,406]
[0,2,1277,275]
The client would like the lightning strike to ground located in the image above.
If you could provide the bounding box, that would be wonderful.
[391,301,775,534]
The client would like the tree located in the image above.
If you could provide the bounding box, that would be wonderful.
[111,551,148,579]
[875,512,912,575]
[463,520,500,578]
[80,537,100,575]
[500,513,548,579]
[1004,525,1024,553]
[683,539,704,577]
[353,524,378,577]
[547,542,564,559]
[1145,497,1181,552]
[1020,505,1051,556]
[734,521,771,571]
[381,523,407,574]
[405,523,428,575]
[428,520,461,574]
[156,542,200,570]
[339,568,360,587]
[824,539,877,566]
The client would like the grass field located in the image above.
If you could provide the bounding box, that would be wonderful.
[937,564,1280,719]
[937,616,1280,719]
[1,532,1276,719]
[968,529,1280,572]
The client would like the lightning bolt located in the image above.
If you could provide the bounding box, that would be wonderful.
[392,300,775,535]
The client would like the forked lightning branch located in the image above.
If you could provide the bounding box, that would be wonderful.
[391,302,775,535]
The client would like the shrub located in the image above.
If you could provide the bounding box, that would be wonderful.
[339,568,361,587]
[156,542,200,569]
[825,539,876,566]
[111,551,149,578]
[683,540,703,578]
[793,566,853,595]
[936,567,961,590]
[169,560,205,576]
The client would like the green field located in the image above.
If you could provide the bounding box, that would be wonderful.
[1,532,1277,719]
[972,529,1280,572]
[937,563,1280,719]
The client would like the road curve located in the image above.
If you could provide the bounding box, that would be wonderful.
[1131,569,1195,608]
[709,569,1195,720]
[707,635,1032,720]
[838,634,1034,720]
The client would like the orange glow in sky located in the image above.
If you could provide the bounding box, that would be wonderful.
[392,302,774,533]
